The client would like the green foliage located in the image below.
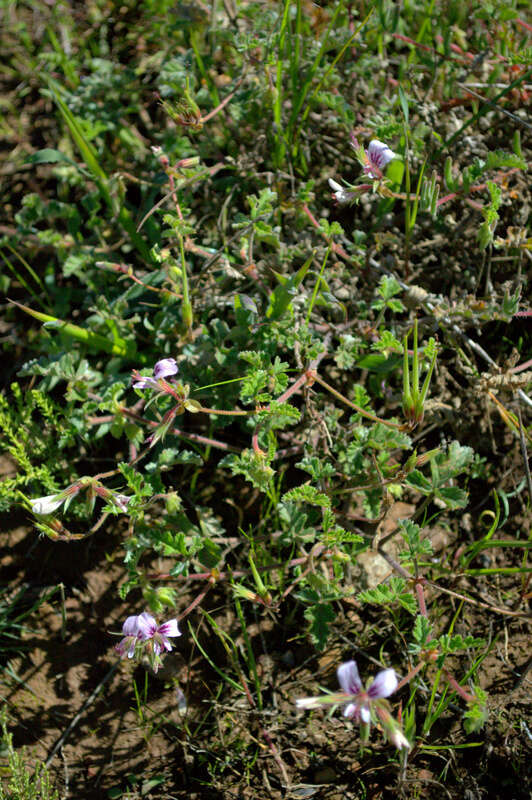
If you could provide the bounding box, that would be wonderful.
[304,601,336,651]
[478,181,502,250]
[0,709,58,800]
[405,441,474,509]
[463,688,489,733]
[3,0,529,784]
[282,484,330,508]
[358,577,418,615]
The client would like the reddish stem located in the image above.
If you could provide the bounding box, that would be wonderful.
[395,661,425,692]
[442,670,476,703]
[415,579,428,617]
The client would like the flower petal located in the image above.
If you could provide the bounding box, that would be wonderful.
[328,177,354,205]
[337,660,363,695]
[328,178,343,193]
[31,494,64,515]
[343,702,358,719]
[389,728,410,750]
[295,696,323,710]
[367,140,395,170]
[360,705,370,723]
[368,668,398,699]
[113,494,132,512]
[136,612,157,639]
[158,619,180,638]
[153,358,178,380]
[122,615,141,636]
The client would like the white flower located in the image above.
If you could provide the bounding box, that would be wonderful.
[328,178,355,205]
[388,727,411,750]
[295,696,324,710]
[30,494,65,515]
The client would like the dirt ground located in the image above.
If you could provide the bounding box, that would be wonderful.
[2,496,531,799]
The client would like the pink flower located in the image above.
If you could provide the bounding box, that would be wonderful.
[153,358,178,380]
[112,494,132,512]
[115,615,143,659]
[114,612,181,669]
[135,612,181,656]
[132,358,178,390]
[296,658,408,749]
[363,140,396,178]
[337,660,397,722]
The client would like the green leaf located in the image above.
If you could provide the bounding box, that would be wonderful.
[197,538,222,569]
[485,150,526,171]
[282,484,331,508]
[25,148,84,171]
[266,253,314,320]
[412,614,431,647]
[356,353,402,373]
[10,299,140,360]
[358,576,416,614]
[463,688,489,733]
[436,486,468,509]
[406,469,433,494]
[304,602,335,650]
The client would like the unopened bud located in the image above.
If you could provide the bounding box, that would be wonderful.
[176,156,200,169]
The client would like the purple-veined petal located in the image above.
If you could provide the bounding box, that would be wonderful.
[136,612,157,639]
[153,358,178,380]
[359,705,371,723]
[337,660,363,695]
[161,637,173,652]
[367,140,395,172]
[158,619,180,638]
[31,494,64,515]
[122,615,141,636]
[368,668,398,699]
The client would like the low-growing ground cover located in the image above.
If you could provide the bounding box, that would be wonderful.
[0,0,531,797]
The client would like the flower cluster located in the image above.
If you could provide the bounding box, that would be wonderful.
[115,612,181,673]
[296,659,409,751]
